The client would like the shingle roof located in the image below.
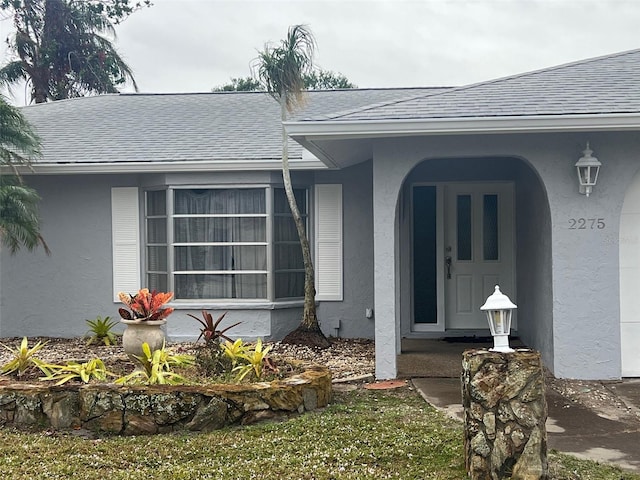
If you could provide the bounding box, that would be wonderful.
[20,88,446,166]
[307,49,640,122]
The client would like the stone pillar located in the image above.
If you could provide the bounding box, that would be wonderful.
[462,349,548,480]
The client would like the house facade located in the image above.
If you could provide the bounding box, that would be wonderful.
[6,49,640,380]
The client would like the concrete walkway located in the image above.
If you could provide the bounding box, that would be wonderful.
[412,376,640,472]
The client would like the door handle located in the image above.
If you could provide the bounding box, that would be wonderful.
[445,256,452,279]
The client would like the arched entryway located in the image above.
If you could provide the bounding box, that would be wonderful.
[396,156,553,368]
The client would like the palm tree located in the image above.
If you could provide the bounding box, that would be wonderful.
[0,94,40,165]
[0,94,48,253]
[0,0,138,103]
[256,25,330,348]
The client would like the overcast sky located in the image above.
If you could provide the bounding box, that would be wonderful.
[2,0,640,104]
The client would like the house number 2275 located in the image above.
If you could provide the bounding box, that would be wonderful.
[568,218,606,230]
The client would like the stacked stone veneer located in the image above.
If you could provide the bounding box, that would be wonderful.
[462,349,548,480]
[0,366,331,435]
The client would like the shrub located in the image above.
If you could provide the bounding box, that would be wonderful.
[190,311,242,378]
[194,342,233,378]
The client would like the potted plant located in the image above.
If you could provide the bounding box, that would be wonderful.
[118,289,174,357]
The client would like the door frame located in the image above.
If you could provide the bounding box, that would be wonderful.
[410,181,516,333]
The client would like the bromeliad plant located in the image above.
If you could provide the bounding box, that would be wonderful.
[187,311,241,344]
[191,311,241,378]
[233,339,273,382]
[85,316,120,345]
[0,337,50,377]
[199,338,275,382]
[115,342,195,385]
[118,288,174,321]
[41,359,115,385]
[222,338,249,368]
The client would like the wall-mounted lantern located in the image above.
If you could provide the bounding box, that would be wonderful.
[575,142,601,197]
[480,285,517,353]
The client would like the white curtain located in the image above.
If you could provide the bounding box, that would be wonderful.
[174,189,266,299]
[273,189,306,299]
[145,190,168,292]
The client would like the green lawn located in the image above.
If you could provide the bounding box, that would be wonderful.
[0,386,636,479]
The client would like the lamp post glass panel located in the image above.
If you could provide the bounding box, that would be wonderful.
[575,143,601,197]
[481,285,517,352]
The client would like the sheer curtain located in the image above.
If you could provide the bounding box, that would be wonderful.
[146,190,168,292]
[174,189,266,299]
[273,188,306,299]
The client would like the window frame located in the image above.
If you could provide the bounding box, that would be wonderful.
[144,189,169,293]
[273,187,308,300]
[143,184,309,303]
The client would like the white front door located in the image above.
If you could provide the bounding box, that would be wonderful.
[444,183,515,330]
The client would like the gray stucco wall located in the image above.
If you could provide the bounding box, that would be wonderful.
[371,131,640,380]
[545,132,640,380]
[514,162,554,368]
[1,174,134,338]
[314,161,375,339]
[0,172,307,342]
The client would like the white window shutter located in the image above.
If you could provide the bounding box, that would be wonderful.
[315,184,343,301]
[112,187,140,301]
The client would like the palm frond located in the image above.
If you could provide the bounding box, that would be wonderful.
[0,177,49,254]
[0,95,41,165]
[254,24,316,114]
[0,61,27,85]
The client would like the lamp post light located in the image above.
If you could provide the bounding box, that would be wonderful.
[481,285,517,353]
[575,142,601,197]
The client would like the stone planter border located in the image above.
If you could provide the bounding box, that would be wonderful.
[0,365,331,435]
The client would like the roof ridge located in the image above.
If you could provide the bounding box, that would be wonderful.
[121,87,446,97]
[19,93,121,109]
[303,87,453,121]
[439,47,640,96]
[321,48,640,121]
[19,87,452,105]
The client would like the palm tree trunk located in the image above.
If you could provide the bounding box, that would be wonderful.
[279,94,325,337]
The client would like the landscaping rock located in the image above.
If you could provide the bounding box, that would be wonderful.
[463,349,548,480]
[0,365,332,435]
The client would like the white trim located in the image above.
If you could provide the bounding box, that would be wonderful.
[286,112,640,139]
[315,184,343,301]
[111,187,141,301]
[8,160,327,176]
[170,299,305,310]
[619,169,640,376]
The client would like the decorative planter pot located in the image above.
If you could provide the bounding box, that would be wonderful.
[121,319,167,358]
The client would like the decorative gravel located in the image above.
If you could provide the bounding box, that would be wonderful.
[0,336,375,382]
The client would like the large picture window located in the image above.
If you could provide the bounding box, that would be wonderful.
[145,187,307,301]
[173,188,267,299]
